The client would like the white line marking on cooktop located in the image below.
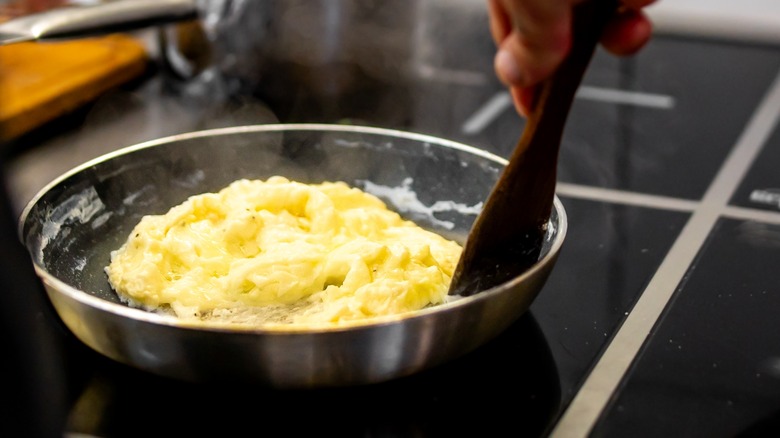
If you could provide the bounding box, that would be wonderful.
[461,86,674,134]
[557,182,780,223]
[551,69,780,438]
[556,182,698,212]
[723,206,780,225]
[461,92,512,134]
[576,85,676,109]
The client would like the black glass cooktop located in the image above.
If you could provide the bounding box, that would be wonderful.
[3,7,780,438]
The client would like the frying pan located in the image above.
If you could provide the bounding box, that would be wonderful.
[19,124,566,387]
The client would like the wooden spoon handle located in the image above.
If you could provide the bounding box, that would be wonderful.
[449,0,617,295]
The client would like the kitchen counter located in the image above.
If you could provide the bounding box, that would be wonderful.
[3,4,780,437]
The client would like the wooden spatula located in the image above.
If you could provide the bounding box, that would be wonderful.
[449,0,617,296]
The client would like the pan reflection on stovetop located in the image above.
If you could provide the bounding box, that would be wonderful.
[62,313,559,437]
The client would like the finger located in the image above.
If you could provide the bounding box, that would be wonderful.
[503,0,573,44]
[506,0,573,62]
[621,0,657,9]
[600,7,653,56]
[494,0,574,88]
[487,0,511,45]
[510,85,538,118]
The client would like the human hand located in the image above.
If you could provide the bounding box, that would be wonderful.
[488,0,656,117]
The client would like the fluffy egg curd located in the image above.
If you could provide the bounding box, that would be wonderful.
[105,176,463,327]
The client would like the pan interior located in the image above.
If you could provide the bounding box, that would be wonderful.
[21,125,560,313]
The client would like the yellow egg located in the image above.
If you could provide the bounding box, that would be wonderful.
[105,176,463,327]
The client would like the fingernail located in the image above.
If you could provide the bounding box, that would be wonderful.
[495,48,523,86]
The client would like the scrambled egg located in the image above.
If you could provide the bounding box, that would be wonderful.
[105,176,462,327]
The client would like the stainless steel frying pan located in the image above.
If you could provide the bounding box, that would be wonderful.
[18,124,566,387]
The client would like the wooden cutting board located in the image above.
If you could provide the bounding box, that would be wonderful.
[0,34,148,141]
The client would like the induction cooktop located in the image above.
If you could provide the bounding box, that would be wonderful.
[3,4,780,437]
